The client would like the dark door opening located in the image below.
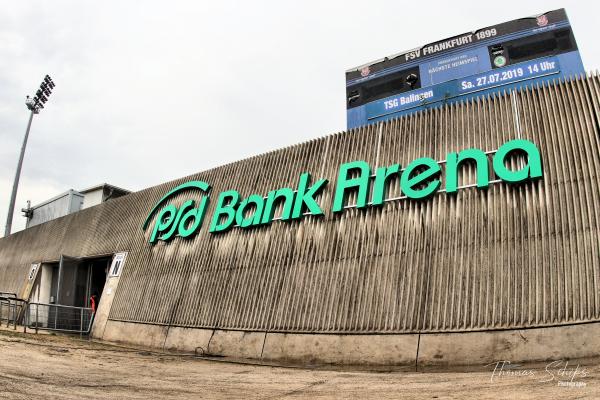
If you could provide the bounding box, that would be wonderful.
[54,255,111,308]
[27,255,112,332]
[83,257,111,308]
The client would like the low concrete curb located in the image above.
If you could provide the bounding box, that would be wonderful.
[97,320,600,369]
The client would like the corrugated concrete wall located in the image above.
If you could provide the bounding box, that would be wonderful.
[0,75,599,335]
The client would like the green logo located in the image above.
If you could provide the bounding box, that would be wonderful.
[142,181,211,243]
[144,139,543,244]
[494,55,507,67]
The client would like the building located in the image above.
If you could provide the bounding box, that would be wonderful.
[0,76,599,367]
[79,183,131,210]
[22,183,130,228]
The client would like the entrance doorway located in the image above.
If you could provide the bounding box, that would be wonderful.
[26,253,120,333]
[81,257,111,308]
[29,255,111,308]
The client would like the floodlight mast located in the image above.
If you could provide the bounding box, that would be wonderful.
[4,75,55,237]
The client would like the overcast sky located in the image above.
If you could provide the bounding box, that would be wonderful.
[1,0,598,235]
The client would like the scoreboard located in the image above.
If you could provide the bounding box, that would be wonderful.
[346,9,585,129]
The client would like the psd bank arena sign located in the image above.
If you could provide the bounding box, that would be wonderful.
[142,139,542,244]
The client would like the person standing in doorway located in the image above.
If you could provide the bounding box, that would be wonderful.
[90,292,99,314]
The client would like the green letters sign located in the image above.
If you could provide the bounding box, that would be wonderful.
[143,139,543,243]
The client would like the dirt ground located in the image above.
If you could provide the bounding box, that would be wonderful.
[0,329,598,399]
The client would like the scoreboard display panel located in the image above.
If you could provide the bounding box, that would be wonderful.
[346,9,584,129]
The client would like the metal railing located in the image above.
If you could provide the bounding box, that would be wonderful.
[23,303,94,335]
[0,296,28,329]
[0,295,94,335]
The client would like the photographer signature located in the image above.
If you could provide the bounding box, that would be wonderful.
[487,360,589,386]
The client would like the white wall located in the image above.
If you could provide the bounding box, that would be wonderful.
[81,188,104,210]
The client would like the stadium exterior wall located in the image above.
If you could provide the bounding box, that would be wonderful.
[1,75,599,367]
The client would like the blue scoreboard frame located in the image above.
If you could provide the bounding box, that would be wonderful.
[346,9,585,129]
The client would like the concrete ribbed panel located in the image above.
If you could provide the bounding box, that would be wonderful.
[0,75,598,334]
